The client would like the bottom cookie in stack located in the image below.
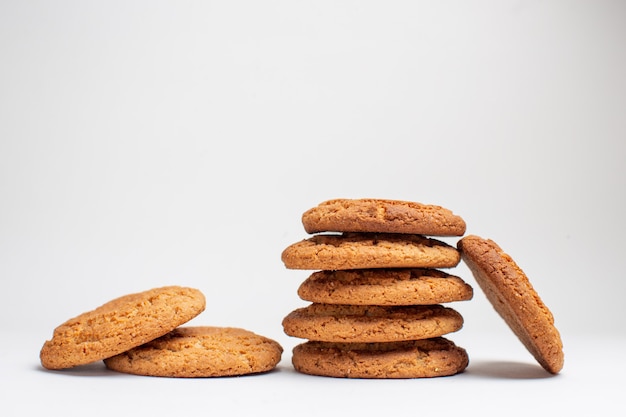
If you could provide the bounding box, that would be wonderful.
[292,338,468,379]
[282,268,473,378]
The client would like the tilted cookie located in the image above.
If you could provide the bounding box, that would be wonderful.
[281,233,460,270]
[292,337,469,378]
[458,235,564,374]
[40,286,206,370]
[282,303,463,343]
[298,268,473,305]
[104,326,283,377]
[301,198,466,236]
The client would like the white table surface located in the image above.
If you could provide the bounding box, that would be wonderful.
[4,330,622,416]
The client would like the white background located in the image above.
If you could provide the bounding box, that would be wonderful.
[1,0,625,415]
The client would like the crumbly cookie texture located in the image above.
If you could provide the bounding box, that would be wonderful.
[40,286,206,370]
[292,337,469,378]
[104,326,283,377]
[281,233,461,270]
[282,303,463,343]
[302,198,466,236]
[458,235,564,374]
[297,268,473,305]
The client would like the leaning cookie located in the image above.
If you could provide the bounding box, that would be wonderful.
[40,286,206,370]
[292,338,469,378]
[458,235,564,374]
[104,326,283,377]
[282,303,463,343]
[302,198,466,236]
[282,233,460,270]
[298,268,473,305]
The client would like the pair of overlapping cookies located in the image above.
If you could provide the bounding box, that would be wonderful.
[281,199,564,378]
[40,286,283,377]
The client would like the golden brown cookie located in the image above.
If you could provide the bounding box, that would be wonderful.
[282,303,463,343]
[457,235,564,374]
[281,233,460,270]
[302,198,466,236]
[40,286,206,370]
[297,268,473,305]
[104,326,283,377]
[292,337,469,378]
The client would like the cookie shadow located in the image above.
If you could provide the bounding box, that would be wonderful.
[466,360,556,379]
[37,362,288,378]
[36,361,119,377]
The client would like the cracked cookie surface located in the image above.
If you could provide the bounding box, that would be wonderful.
[292,337,469,378]
[40,286,206,370]
[302,198,466,236]
[282,303,463,343]
[458,235,564,374]
[104,326,283,377]
[281,233,461,270]
[297,268,473,305]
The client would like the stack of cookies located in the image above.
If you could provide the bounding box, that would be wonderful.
[281,198,473,378]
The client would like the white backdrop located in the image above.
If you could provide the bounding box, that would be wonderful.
[1,1,625,354]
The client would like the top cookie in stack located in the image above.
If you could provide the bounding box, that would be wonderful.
[281,198,473,379]
[300,198,467,236]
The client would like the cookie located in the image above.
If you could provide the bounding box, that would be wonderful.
[457,235,564,374]
[282,303,463,343]
[302,198,466,236]
[40,286,206,370]
[297,268,473,305]
[292,337,469,378]
[281,233,460,270]
[104,326,283,377]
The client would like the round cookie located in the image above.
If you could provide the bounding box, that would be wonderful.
[301,198,466,236]
[298,268,473,305]
[104,326,283,377]
[292,337,469,378]
[40,286,206,370]
[457,235,564,374]
[281,233,461,270]
[282,303,463,343]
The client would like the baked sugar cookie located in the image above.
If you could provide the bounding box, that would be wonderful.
[282,303,463,343]
[281,233,460,270]
[302,199,466,236]
[458,235,564,374]
[297,268,473,305]
[104,326,283,377]
[40,286,206,370]
[292,337,468,378]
